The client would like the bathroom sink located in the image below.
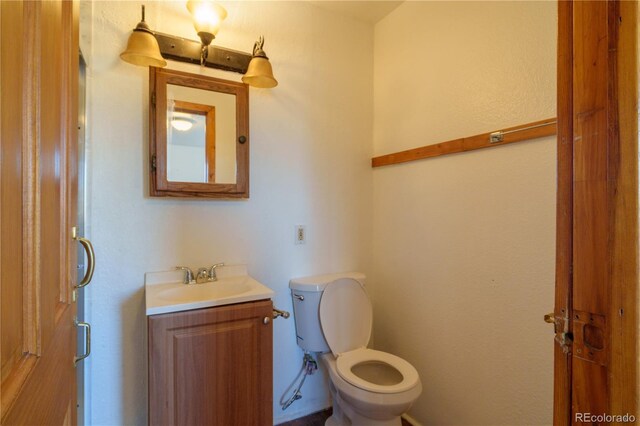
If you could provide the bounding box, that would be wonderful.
[156,277,252,302]
[145,265,274,315]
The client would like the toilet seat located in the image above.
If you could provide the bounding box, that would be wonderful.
[319,278,420,395]
[319,278,372,357]
[336,348,420,394]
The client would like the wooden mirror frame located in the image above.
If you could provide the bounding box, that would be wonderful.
[149,67,249,198]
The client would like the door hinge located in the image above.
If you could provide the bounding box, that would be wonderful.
[151,154,157,171]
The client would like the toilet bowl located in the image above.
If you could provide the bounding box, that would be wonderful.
[289,273,422,426]
[322,349,422,426]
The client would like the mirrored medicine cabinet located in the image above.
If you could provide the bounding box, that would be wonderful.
[149,67,249,198]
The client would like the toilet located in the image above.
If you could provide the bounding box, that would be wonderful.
[289,273,422,426]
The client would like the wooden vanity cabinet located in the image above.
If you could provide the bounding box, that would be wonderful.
[148,299,273,426]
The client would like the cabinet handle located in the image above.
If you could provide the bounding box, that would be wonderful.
[74,318,91,365]
[73,227,95,289]
[263,317,271,325]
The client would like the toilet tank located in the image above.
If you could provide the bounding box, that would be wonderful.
[289,272,366,353]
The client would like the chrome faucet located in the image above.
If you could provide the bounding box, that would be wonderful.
[195,267,210,284]
[176,266,195,284]
[208,263,225,281]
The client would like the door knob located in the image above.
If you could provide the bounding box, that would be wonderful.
[544,312,555,323]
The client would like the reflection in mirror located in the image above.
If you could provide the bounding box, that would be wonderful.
[167,107,207,182]
[166,85,237,184]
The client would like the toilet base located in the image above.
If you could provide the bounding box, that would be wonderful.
[326,384,403,426]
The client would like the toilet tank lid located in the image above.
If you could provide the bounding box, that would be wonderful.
[289,272,366,291]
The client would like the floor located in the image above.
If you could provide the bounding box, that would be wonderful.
[277,408,412,426]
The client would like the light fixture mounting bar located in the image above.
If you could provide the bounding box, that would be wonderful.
[154,32,251,74]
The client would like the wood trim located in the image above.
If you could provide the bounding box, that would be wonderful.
[58,0,69,307]
[608,0,638,417]
[60,0,78,306]
[21,0,40,356]
[553,1,573,425]
[371,118,557,168]
[205,107,216,183]
[571,0,610,416]
[172,100,213,114]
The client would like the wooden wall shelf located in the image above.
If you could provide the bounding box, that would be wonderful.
[371,118,557,168]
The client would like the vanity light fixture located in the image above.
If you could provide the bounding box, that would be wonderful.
[120,4,277,89]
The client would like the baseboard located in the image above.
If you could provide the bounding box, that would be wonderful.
[402,413,423,426]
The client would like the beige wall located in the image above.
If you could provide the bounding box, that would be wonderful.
[371,2,557,424]
[83,1,373,424]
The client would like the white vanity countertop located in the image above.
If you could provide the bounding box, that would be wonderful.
[145,264,274,316]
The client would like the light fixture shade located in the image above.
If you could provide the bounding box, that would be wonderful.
[242,36,278,88]
[120,29,167,68]
[120,6,166,68]
[186,0,227,46]
[242,57,278,88]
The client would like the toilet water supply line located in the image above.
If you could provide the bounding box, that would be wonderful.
[280,353,318,410]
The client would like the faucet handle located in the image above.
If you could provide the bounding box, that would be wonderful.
[195,267,210,284]
[175,266,194,284]
[207,263,225,281]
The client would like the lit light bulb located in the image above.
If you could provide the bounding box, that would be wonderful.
[186,0,227,46]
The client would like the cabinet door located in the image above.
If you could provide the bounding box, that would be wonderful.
[148,300,273,426]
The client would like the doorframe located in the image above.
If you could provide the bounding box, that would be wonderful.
[554,1,638,423]
[76,48,88,426]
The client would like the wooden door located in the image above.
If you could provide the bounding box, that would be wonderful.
[148,300,274,426]
[1,0,80,424]
[554,1,638,424]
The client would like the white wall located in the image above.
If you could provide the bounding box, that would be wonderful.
[371,2,557,425]
[83,1,373,424]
